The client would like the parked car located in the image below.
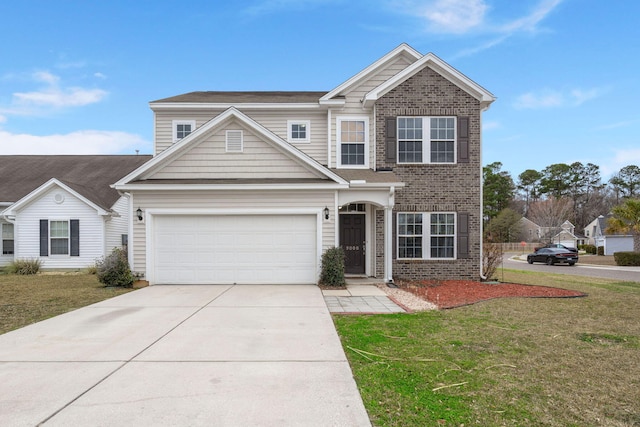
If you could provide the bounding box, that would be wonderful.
[535,243,578,253]
[527,248,579,266]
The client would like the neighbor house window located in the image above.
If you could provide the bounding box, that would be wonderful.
[172,120,196,142]
[337,117,369,168]
[50,220,69,255]
[2,223,14,255]
[397,212,456,259]
[398,117,455,163]
[288,120,310,143]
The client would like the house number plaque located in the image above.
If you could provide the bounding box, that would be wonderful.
[345,246,360,251]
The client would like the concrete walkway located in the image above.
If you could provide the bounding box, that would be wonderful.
[322,281,405,313]
[0,285,371,427]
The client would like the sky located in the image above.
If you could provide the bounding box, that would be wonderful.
[1,0,639,182]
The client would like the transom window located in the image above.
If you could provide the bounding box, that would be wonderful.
[337,117,369,168]
[398,212,456,259]
[172,120,196,142]
[50,220,69,255]
[398,117,455,164]
[288,120,310,143]
[2,223,14,255]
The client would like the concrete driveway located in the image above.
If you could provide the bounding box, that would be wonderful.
[0,285,371,426]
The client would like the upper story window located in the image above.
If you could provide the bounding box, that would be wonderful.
[397,212,456,260]
[287,120,310,143]
[337,116,369,168]
[397,117,455,164]
[2,223,14,255]
[172,120,196,142]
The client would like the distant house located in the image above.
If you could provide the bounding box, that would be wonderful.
[517,217,542,242]
[584,215,634,255]
[517,218,583,248]
[0,155,151,269]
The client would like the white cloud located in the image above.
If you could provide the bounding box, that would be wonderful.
[600,148,640,178]
[482,120,501,131]
[243,0,337,15]
[94,72,107,79]
[11,71,107,108]
[419,0,488,34]
[513,87,606,109]
[594,119,639,131]
[0,130,150,155]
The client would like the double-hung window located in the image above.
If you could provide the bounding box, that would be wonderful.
[172,120,196,142]
[50,220,69,255]
[287,120,310,143]
[398,212,456,259]
[337,117,369,168]
[398,117,455,164]
[2,223,14,255]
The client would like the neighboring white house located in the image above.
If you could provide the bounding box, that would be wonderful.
[0,155,151,270]
[113,43,496,285]
[584,214,634,255]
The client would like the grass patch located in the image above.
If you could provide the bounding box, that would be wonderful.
[334,271,640,426]
[0,273,134,335]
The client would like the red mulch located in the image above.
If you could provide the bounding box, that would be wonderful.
[398,280,587,309]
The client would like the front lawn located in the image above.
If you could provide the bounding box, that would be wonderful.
[0,273,134,335]
[334,270,640,426]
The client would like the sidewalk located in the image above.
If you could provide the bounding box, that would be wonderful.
[322,279,406,313]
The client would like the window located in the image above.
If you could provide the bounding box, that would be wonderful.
[2,223,14,255]
[50,220,69,255]
[288,120,310,143]
[398,117,455,164]
[397,212,456,259]
[172,120,196,142]
[337,117,369,168]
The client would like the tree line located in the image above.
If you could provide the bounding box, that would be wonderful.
[482,161,640,247]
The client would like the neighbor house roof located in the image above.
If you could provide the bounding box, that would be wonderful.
[151,91,329,104]
[0,155,152,210]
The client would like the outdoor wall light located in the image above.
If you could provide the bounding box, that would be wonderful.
[323,206,330,220]
[136,207,143,221]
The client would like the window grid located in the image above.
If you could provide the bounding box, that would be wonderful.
[397,117,456,164]
[338,118,367,167]
[398,213,423,259]
[291,124,306,140]
[50,220,69,255]
[2,223,14,255]
[176,123,192,140]
[397,213,456,259]
[430,213,455,258]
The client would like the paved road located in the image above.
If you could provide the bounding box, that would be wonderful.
[502,254,640,282]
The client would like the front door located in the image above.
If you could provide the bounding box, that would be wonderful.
[340,214,366,274]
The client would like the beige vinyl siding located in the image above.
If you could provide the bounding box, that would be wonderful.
[105,196,129,253]
[130,190,336,276]
[154,109,328,165]
[15,187,105,269]
[149,122,320,180]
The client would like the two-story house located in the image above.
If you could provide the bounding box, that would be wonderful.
[114,43,495,285]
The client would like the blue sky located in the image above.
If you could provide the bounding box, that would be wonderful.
[1,0,638,181]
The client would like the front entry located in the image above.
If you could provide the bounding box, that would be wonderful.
[340,214,366,275]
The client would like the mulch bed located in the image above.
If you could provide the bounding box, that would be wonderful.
[398,280,587,309]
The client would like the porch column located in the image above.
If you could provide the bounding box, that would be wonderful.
[384,206,394,284]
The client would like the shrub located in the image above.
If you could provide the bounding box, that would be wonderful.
[7,258,41,275]
[580,244,597,254]
[95,247,135,287]
[320,246,346,287]
[483,242,502,281]
[597,246,605,256]
[613,252,640,266]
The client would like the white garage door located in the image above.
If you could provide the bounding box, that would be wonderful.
[153,215,317,284]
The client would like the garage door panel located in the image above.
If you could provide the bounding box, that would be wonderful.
[153,215,317,285]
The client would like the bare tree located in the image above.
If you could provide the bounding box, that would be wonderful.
[528,198,574,243]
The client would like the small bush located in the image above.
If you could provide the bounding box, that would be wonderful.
[580,244,597,254]
[483,242,502,281]
[597,246,605,256]
[613,251,640,266]
[320,246,346,287]
[7,258,42,275]
[95,247,135,287]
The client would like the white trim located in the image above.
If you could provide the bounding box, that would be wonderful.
[145,208,323,285]
[172,120,196,143]
[336,116,370,169]
[327,109,333,168]
[48,218,71,257]
[225,130,243,152]
[115,183,348,191]
[287,120,311,143]
[151,102,323,110]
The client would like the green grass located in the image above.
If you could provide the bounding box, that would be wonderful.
[0,272,134,335]
[334,270,640,427]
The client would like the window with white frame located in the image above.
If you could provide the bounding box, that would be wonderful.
[172,120,196,142]
[398,212,456,259]
[2,223,14,255]
[287,120,310,143]
[50,220,69,255]
[397,117,455,163]
[337,117,368,168]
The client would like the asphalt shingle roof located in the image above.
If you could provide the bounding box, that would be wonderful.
[0,155,152,210]
[151,91,330,104]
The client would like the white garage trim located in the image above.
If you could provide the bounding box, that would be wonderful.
[145,208,324,285]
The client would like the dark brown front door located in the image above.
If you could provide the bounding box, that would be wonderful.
[340,214,365,274]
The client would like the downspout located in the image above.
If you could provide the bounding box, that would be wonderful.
[479,111,487,280]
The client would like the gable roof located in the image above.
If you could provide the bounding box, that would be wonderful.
[150,91,327,105]
[114,107,348,188]
[0,155,152,210]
